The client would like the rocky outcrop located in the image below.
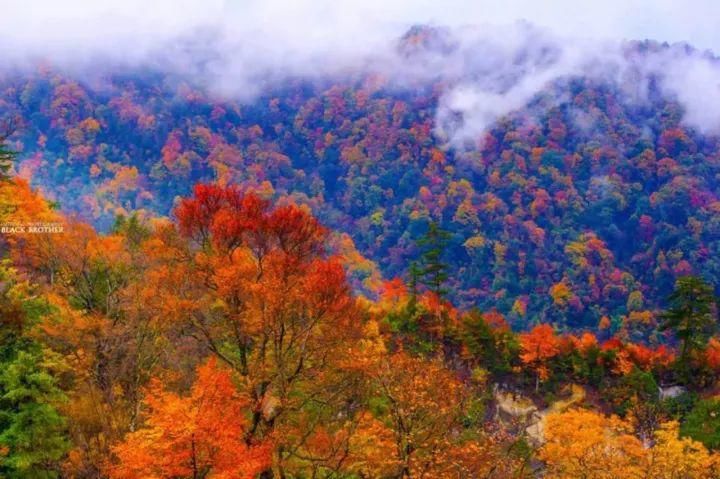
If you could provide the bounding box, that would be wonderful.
[493,383,586,445]
[494,386,541,423]
[659,385,687,400]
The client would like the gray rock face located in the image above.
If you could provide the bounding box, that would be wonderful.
[659,385,687,400]
[492,383,586,445]
[494,386,540,422]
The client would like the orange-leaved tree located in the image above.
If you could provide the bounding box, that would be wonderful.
[153,183,364,475]
[365,351,527,478]
[107,357,271,479]
[519,323,560,392]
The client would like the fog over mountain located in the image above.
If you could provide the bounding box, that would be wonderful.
[3,0,720,141]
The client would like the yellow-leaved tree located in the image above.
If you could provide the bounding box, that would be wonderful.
[541,409,720,479]
[540,408,644,479]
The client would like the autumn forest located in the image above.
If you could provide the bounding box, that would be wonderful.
[3,8,720,479]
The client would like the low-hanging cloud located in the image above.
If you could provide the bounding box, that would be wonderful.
[433,31,720,145]
[2,0,720,144]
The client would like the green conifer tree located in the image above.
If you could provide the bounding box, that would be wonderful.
[0,263,69,478]
[660,276,718,381]
[417,221,451,298]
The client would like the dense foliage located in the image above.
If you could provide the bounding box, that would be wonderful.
[3,40,720,334]
[2,176,720,477]
[4,33,720,477]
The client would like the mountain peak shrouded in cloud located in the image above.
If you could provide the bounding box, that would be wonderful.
[4,1,720,143]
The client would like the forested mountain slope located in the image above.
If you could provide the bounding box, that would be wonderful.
[3,36,720,333]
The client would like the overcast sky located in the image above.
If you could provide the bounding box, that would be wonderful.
[2,0,720,58]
